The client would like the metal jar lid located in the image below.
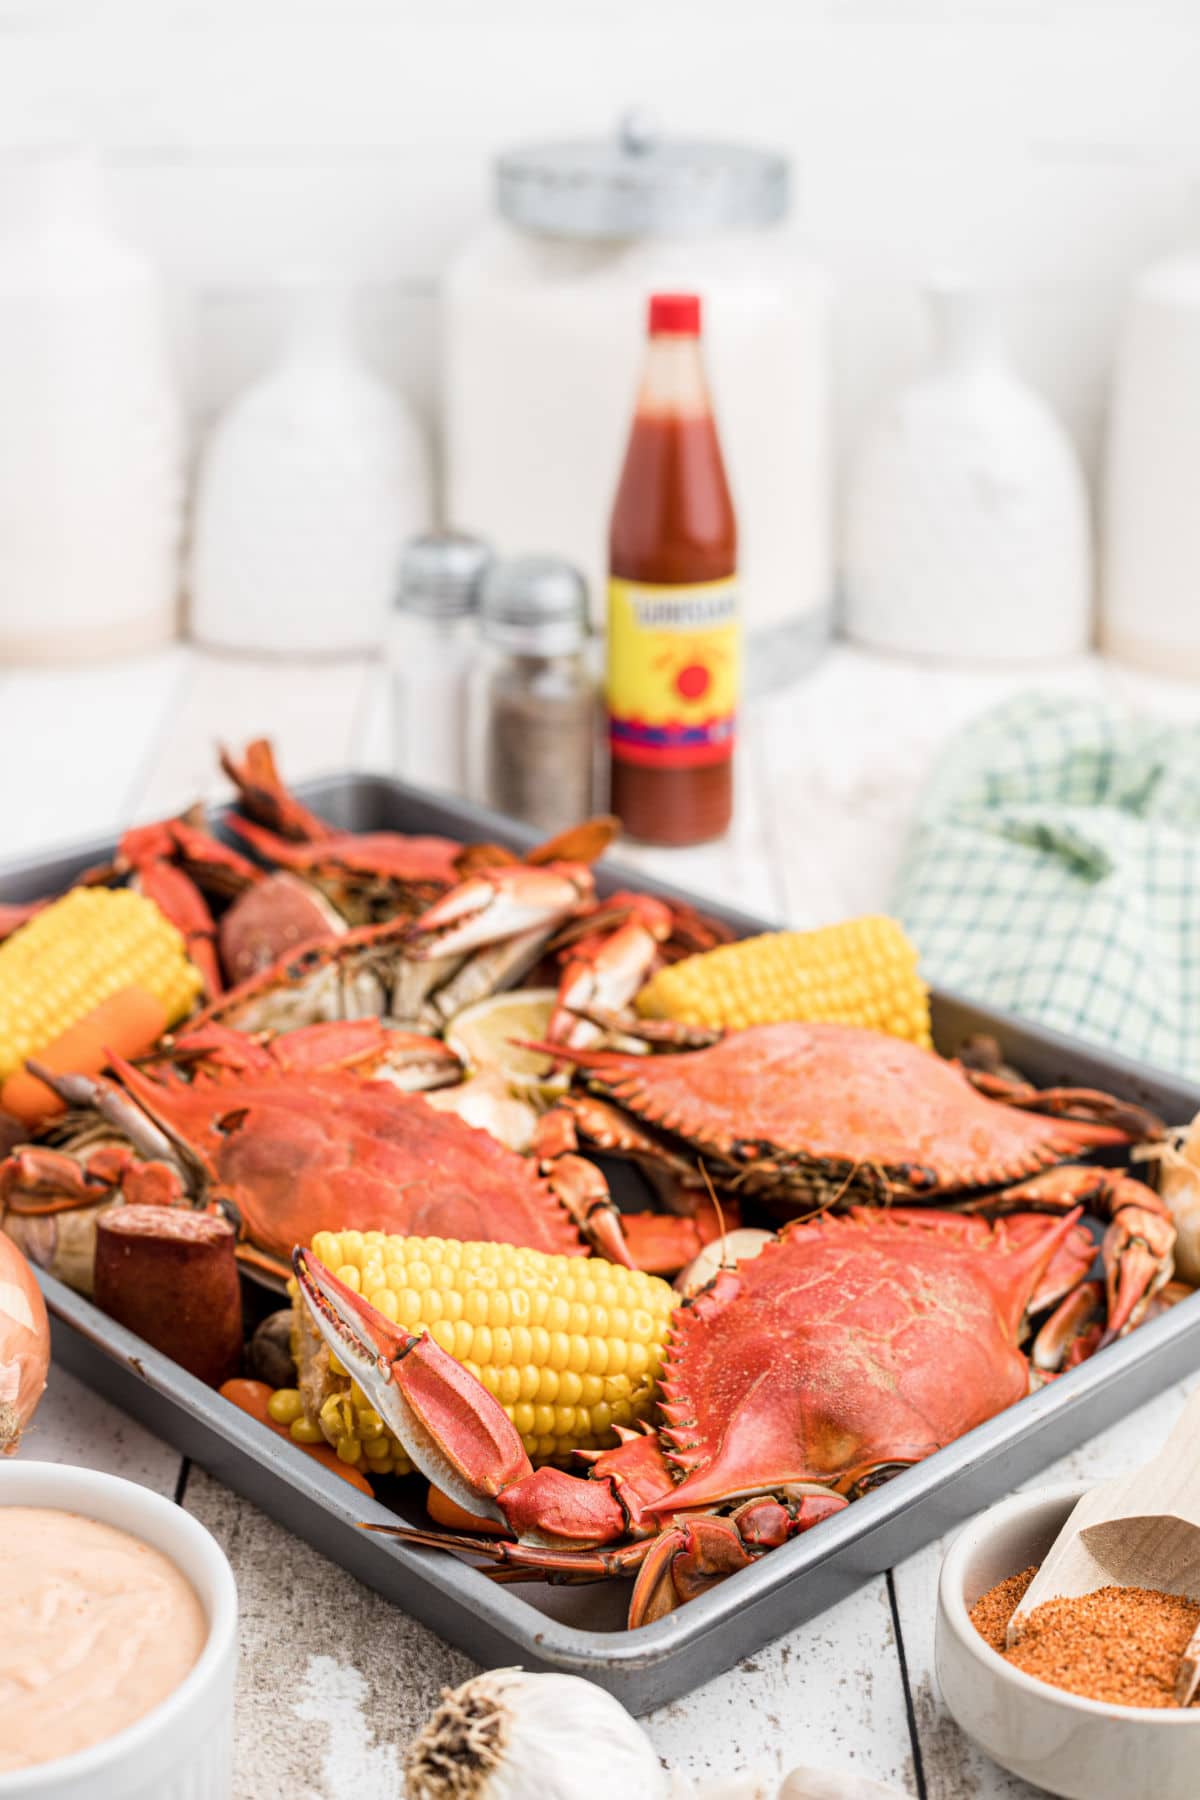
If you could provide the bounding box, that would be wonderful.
[480,556,589,655]
[395,532,491,618]
[496,111,789,241]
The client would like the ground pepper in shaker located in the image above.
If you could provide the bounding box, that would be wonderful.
[471,556,596,832]
[390,531,491,794]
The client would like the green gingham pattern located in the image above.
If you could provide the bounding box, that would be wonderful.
[891,692,1200,1082]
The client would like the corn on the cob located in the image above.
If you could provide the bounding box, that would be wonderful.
[287,1231,677,1475]
[637,915,931,1047]
[0,887,203,1083]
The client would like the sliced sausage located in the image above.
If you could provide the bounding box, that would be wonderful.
[94,1205,243,1388]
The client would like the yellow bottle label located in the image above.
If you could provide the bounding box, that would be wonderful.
[606,576,739,768]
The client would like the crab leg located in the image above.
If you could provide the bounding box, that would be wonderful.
[965,1167,1176,1341]
[535,1138,635,1268]
[111,816,265,999]
[129,857,224,997]
[115,817,262,897]
[533,1101,734,1274]
[628,1496,846,1627]
[537,1092,710,1212]
[362,1523,656,1582]
[166,1020,462,1090]
[0,1143,184,1215]
[961,1068,1164,1142]
[548,894,672,1049]
[220,738,333,841]
[1032,1279,1106,1373]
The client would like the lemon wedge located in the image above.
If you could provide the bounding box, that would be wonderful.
[446,989,569,1100]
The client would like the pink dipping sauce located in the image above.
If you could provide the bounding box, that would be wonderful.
[0,1505,207,1772]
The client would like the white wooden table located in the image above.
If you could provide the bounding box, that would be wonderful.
[3,641,1199,1800]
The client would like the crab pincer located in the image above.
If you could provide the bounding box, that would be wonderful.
[405,864,595,962]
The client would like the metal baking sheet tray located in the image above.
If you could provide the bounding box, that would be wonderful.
[7,773,1200,1714]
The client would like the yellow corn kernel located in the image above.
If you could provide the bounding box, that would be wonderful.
[289,1417,323,1445]
[266,1388,304,1427]
[0,886,204,1083]
[636,915,931,1047]
[318,1393,355,1447]
[295,1232,677,1469]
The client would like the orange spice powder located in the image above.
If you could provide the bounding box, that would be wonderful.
[969,1566,1200,1709]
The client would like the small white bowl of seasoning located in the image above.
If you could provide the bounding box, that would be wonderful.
[937,1482,1200,1800]
[0,1460,237,1800]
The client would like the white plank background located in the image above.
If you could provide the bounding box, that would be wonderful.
[4,641,1200,1798]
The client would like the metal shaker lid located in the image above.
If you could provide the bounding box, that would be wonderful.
[480,556,589,655]
[496,110,789,241]
[395,532,492,618]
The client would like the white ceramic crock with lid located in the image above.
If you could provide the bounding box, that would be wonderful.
[0,1461,237,1800]
[936,1481,1200,1800]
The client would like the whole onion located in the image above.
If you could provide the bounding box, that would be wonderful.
[0,1231,50,1453]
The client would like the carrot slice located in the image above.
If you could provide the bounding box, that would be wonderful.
[426,1482,507,1534]
[1,987,168,1125]
[218,1379,374,1497]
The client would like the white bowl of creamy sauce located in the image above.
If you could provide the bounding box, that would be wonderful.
[0,1462,237,1800]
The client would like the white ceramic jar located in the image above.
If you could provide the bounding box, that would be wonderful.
[443,116,833,693]
[189,277,432,656]
[844,276,1092,664]
[0,146,183,664]
[1104,237,1200,676]
[0,1461,237,1800]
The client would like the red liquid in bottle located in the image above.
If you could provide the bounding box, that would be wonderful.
[607,293,739,846]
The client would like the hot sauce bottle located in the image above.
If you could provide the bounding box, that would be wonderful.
[606,292,739,845]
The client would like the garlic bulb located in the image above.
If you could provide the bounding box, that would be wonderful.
[404,1668,671,1800]
[1146,1119,1200,1285]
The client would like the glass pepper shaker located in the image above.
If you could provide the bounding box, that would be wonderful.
[389,531,491,793]
[470,556,597,832]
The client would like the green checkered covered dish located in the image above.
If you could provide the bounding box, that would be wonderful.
[892,692,1200,1082]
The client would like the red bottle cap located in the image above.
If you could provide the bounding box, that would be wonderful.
[648,293,701,336]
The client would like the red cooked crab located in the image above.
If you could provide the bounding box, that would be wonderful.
[293,1165,1174,1627]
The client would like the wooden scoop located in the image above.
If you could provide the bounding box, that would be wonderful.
[1006,1386,1200,1693]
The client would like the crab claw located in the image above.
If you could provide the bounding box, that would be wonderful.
[406,865,594,962]
[549,897,673,1050]
[292,1250,530,1522]
[1100,1195,1177,1343]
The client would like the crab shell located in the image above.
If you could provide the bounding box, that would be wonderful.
[105,1058,588,1269]
[655,1205,1086,1511]
[557,1021,1145,1204]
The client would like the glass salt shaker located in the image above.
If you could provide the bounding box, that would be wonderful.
[470,556,596,832]
[390,532,491,793]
